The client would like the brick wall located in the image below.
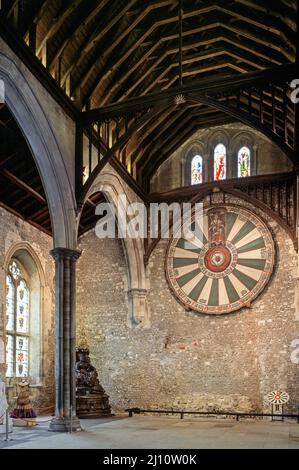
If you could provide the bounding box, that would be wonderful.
[77,195,299,414]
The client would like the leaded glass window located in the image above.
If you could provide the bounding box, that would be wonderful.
[6,275,14,332]
[5,334,14,378]
[5,260,30,378]
[17,280,29,334]
[191,155,203,185]
[16,336,29,378]
[238,146,250,177]
[214,143,226,181]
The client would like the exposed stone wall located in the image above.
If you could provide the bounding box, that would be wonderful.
[77,195,299,414]
[88,164,150,326]
[0,208,54,415]
[150,124,293,193]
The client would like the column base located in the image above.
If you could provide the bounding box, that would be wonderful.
[49,416,81,432]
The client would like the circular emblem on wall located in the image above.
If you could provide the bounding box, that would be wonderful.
[166,205,275,314]
[266,391,289,405]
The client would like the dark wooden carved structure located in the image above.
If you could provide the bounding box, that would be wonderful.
[75,348,112,418]
[0,1,298,243]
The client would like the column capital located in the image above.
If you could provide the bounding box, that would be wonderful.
[50,247,81,262]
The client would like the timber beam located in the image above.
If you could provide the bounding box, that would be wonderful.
[81,63,296,124]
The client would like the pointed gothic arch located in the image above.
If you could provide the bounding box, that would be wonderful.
[79,165,150,327]
[0,51,77,249]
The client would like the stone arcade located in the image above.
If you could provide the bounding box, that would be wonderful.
[0,0,299,449]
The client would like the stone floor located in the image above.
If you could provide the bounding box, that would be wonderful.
[1,415,299,449]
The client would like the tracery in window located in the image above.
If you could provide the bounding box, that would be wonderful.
[6,260,30,378]
[9,260,21,280]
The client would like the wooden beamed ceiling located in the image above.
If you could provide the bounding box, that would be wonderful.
[0,105,104,237]
[0,0,297,191]
[0,104,52,235]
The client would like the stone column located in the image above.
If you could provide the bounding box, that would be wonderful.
[295,170,299,322]
[203,153,209,183]
[49,248,81,432]
[226,149,234,179]
[252,144,258,176]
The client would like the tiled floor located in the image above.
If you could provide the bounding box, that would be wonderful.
[1,415,299,449]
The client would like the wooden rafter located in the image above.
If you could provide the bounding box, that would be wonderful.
[60,0,137,87]
[0,169,46,204]
[82,63,296,123]
[48,0,112,70]
[1,1,297,200]
[78,0,176,92]
[78,6,294,104]
[36,0,84,56]
[79,104,168,206]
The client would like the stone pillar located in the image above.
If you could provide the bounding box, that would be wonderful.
[49,248,81,432]
[226,149,233,179]
[203,153,210,183]
[295,171,299,322]
[252,144,258,176]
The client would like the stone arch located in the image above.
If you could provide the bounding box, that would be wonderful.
[206,129,230,180]
[230,131,255,153]
[206,129,230,155]
[230,131,256,178]
[182,140,206,186]
[80,166,150,327]
[0,52,76,249]
[4,242,46,286]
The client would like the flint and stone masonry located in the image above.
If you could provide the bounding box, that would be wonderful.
[76,196,299,414]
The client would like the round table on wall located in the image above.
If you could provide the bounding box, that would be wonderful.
[166,204,275,315]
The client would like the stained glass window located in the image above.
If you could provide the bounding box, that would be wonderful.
[6,335,14,378]
[16,336,29,378]
[5,260,30,378]
[214,143,226,181]
[191,155,203,185]
[238,146,250,177]
[6,275,14,332]
[17,280,29,334]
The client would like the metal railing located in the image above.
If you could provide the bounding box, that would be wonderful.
[126,407,299,423]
